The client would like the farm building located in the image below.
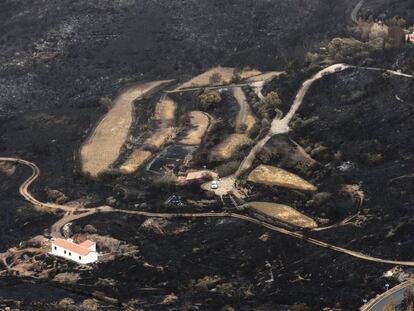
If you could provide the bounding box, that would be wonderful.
[50,238,98,264]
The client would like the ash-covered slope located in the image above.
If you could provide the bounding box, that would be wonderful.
[0,0,351,114]
[2,0,414,310]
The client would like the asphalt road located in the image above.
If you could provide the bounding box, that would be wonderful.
[361,279,414,311]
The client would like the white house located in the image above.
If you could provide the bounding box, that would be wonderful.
[50,238,98,264]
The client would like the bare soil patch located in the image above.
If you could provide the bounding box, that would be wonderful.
[80,81,169,177]
[120,96,177,173]
[144,96,177,148]
[146,127,176,149]
[119,150,152,174]
[248,165,317,191]
[233,87,257,136]
[154,96,176,122]
[180,111,210,145]
[246,71,286,82]
[209,134,253,162]
[248,202,317,228]
[177,67,235,89]
[238,69,262,80]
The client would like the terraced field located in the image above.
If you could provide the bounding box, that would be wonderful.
[80,81,170,177]
[248,202,317,228]
[209,134,253,162]
[248,165,317,191]
[180,111,210,145]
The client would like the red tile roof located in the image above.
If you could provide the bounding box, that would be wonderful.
[79,240,96,249]
[52,239,94,256]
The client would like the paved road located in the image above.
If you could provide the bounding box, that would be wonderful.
[361,279,414,311]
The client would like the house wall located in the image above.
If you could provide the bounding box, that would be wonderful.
[51,242,97,264]
[88,244,96,252]
[83,251,98,264]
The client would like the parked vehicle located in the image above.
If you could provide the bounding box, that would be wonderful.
[211,180,219,189]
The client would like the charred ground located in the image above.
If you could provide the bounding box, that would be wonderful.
[1,0,414,310]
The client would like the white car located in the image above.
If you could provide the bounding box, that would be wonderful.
[211,180,219,189]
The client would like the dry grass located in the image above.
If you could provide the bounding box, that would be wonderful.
[119,150,152,173]
[177,67,235,89]
[210,134,253,162]
[53,272,81,283]
[155,97,176,122]
[180,111,210,145]
[80,81,169,177]
[233,87,257,136]
[248,202,317,228]
[246,71,286,82]
[239,69,262,80]
[245,112,257,135]
[119,97,177,174]
[248,165,317,191]
[146,97,177,148]
[146,127,176,148]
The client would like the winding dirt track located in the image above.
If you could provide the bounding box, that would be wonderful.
[3,63,414,289]
[3,153,414,267]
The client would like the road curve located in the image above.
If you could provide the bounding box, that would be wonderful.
[0,157,78,212]
[361,279,414,311]
[351,0,364,24]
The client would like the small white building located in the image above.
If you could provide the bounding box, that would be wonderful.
[50,238,98,264]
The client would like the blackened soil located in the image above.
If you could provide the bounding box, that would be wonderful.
[291,68,414,260]
[2,0,414,309]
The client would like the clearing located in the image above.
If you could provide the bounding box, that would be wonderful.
[248,165,317,191]
[248,202,317,228]
[80,81,170,177]
[180,111,210,145]
[154,96,177,121]
[233,87,257,135]
[119,150,152,174]
[177,67,235,90]
[209,134,253,162]
[246,71,286,82]
[238,68,262,80]
[119,96,177,174]
[146,96,177,148]
[146,127,177,149]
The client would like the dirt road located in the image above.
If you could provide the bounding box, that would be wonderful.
[351,0,364,24]
[209,64,352,194]
[3,64,414,274]
[5,155,414,268]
